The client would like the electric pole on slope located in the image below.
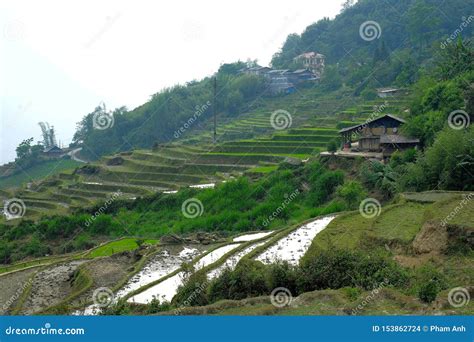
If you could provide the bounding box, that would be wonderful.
[213,77,217,144]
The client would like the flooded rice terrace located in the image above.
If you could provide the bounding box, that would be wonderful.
[256,216,336,265]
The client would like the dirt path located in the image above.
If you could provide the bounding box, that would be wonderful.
[0,268,37,314]
[71,252,137,308]
[20,260,87,315]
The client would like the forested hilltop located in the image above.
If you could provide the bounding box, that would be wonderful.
[71,0,473,159]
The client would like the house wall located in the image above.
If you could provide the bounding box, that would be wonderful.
[359,137,380,151]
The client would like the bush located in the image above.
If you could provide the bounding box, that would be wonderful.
[173,272,209,307]
[418,281,439,303]
[208,259,268,301]
[265,261,298,295]
[327,140,338,153]
[309,170,345,205]
[335,181,367,210]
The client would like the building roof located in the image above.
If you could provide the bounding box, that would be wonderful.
[338,114,406,133]
[267,69,288,74]
[292,69,314,74]
[376,87,400,93]
[44,146,63,153]
[380,135,420,144]
[294,52,325,60]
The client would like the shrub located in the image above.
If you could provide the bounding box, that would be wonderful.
[265,261,298,295]
[335,181,367,210]
[418,281,439,303]
[208,259,268,302]
[173,272,209,307]
[327,140,338,153]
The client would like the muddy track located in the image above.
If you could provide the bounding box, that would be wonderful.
[0,268,37,314]
[20,260,87,315]
[71,252,138,308]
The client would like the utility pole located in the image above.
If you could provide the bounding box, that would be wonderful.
[213,77,217,144]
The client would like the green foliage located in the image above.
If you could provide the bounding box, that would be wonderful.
[308,167,344,205]
[418,281,439,303]
[398,127,474,191]
[208,259,268,301]
[193,249,408,306]
[359,161,398,198]
[173,271,209,307]
[1,160,347,263]
[413,265,447,303]
[326,140,338,153]
[335,181,367,210]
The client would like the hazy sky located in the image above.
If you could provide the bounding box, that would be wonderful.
[0,0,345,164]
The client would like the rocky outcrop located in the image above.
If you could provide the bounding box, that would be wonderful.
[160,232,223,245]
[161,234,186,244]
[106,156,124,166]
[412,221,447,254]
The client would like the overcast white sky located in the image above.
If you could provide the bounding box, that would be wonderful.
[0,0,345,164]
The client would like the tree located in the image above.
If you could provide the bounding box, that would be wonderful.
[15,137,34,159]
[327,140,338,153]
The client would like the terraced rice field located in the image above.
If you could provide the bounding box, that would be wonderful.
[1,94,409,221]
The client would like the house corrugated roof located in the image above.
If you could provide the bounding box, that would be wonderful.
[338,114,406,133]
